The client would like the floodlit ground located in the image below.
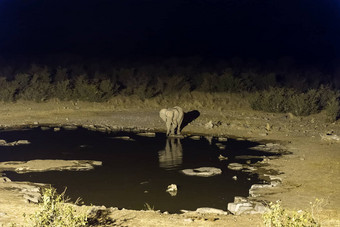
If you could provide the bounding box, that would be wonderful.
[0,94,339,226]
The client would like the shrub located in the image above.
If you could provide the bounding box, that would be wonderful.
[288,89,321,116]
[160,75,191,96]
[325,96,340,122]
[98,79,120,100]
[18,70,52,102]
[0,77,17,102]
[263,201,319,227]
[217,72,244,92]
[250,87,293,113]
[120,75,158,99]
[54,67,69,82]
[195,72,218,92]
[250,86,339,116]
[51,80,73,101]
[72,75,103,102]
[26,187,88,227]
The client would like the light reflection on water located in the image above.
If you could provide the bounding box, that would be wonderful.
[0,127,275,213]
[158,138,183,170]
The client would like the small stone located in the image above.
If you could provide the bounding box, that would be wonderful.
[33,121,39,125]
[184,218,193,223]
[227,163,244,171]
[234,197,248,203]
[137,132,156,137]
[62,125,78,130]
[287,113,294,119]
[0,177,11,182]
[181,167,222,177]
[205,121,214,129]
[227,202,253,215]
[196,207,228,215]
[190,135,201,140]
[0,139,7,145]
[166,184,178,196]
[110,136,135,141]
[320,133,340,142]
[16,140,30,145]
[54,127,61,132]
[218,155,228,161]
[232,176,237,180]
[218,137,228,142]
[96,127,107,132]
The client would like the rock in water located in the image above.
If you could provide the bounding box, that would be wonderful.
[181,167,222,177]
[166,184,178,196]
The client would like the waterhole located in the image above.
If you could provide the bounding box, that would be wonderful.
[0,127,278,213]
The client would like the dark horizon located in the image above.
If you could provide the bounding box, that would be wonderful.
[0,0,339,64]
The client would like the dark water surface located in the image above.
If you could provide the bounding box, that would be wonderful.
[0,127,274,213]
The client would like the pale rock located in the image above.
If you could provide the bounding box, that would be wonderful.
[320,133,340,142]
[110,136,135,141]
[137,132,156,137]
[166,184,178,196]
[218,155,228,161]
[40,126,50,131]
[218,137,228,142]
[190,135,201,140]
[181,167,222,177]
[63,125,78,130]
[195,207,228,215]
[0,177,11,183]
[227,163,244,171]
[205,121,214,129]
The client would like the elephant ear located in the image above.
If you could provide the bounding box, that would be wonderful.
[159,109,167,122]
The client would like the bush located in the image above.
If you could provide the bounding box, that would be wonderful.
[325,96,340,122]
[0,77,17,102]
[72,75,104,102]
[51,80,73,101]
[160,75,191,96]
[250,87,339,116]
[263,201,319,227]
[15,66,52,102]
[27,187,88,227]
[120,75,158,99]
[217,72,244,92]
[250,87,294,113]
[98,79,120,100]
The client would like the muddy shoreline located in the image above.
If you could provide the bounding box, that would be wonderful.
[0,100,339,226]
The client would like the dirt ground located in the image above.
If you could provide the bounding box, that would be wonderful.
[0,97,339,226]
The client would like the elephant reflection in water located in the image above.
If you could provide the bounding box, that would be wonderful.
[158,138,183,169]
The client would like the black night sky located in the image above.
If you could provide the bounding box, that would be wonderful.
[0,0,339,63]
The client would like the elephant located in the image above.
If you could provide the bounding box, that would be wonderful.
[159,106,184,136]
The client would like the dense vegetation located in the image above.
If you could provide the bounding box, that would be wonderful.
[0,57,339,121]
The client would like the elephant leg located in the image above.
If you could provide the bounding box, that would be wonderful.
[177,119,183,135]
[166,120,172,136]
[170,122,176,135]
